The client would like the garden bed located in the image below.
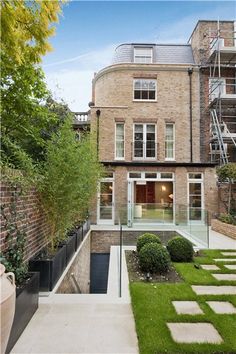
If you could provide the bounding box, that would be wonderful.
[125,250,182,283]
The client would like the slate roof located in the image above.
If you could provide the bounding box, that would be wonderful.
[112,44,195,65]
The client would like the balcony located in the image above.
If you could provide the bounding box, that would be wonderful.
[74,112,90,126]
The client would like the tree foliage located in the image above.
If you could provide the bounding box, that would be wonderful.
[217,163,236,215]
[1,1,65,171]
[1,0,63,69]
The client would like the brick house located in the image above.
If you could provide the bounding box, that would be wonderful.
[83,20,235,227]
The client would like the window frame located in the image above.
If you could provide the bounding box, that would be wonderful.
[133,123,157,160]
[165,123,175,161]
[115,123,125,160]
[133,78,157,102]
[134,47,153,64]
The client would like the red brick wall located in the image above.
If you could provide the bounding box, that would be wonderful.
[0,183,50,262]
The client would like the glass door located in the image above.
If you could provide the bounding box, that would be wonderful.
[98,180,114,224]
[188,182,203,222]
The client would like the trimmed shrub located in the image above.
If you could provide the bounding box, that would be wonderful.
[167,236,194,262]
[139,243,170,273]
[136,233,161,253]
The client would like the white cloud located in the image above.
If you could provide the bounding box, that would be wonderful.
[44,44,116,111]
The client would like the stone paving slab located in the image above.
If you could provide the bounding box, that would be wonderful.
[214,259,236,262]
[225,265,236,270]
[172,301,203,315]
[221,252,236,256]
[201,265,220,270]
[192,285,236,295]
[206,301,236,314]
[212,273,236,281]
[167,323,223,344]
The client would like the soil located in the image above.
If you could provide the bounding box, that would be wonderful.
[125,250,182,283]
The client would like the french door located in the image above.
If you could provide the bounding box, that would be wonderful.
[98,180,114,224]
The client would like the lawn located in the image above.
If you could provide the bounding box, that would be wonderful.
[129,249,236,354]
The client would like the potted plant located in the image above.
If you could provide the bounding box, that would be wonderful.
[29,118,101,291]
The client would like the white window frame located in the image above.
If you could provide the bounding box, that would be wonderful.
[133,123,157,160]
[187,173,204,223]
[115,123,125,160]
[133,79,157,101]
[134,47,153,64]
[97,174,115,225]
[165,123,175,161]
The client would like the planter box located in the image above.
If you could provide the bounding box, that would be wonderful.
[75,226,83,250]
[65,234,77,264]
[212,219,236,240]
[29,245,67,291]
[6,272,39,354]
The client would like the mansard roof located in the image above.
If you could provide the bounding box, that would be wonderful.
[112,43,195,65]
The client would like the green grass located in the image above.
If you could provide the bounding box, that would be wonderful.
[130,249,236,354]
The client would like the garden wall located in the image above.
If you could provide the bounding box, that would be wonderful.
[211,219,236,240]
[91,230,178,253]
[56,231,91,294]
[0,183,50,261]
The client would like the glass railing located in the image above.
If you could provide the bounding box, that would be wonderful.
[114,203,209,248]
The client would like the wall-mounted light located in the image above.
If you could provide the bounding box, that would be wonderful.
[161,185,166,191]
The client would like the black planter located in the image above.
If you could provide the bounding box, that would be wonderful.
[65,233,77,264]
[75,226,83,250]
[6,272,39,354]
[29,245,66,291]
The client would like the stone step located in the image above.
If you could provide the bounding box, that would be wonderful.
[206,301,236,314]
[224,265,236,270]
[172,301,203,315]
[167,323,223,344]
[221,252,236,256]
[201,265,220,270]
[192,285,236,295]
[212,273,236,281]
[214,258,236,262]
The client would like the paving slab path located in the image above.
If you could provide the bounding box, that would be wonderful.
[221,252,236,256]
[192,285,236,295]
[167,323,223,344]
[225,265,236,270]
[214,258,236,262]
[212,273,236,281]
[201,264,220,270]
[172,301,203,315]
[206,301,236,314]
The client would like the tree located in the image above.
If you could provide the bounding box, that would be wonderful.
[39,116,103,250]
[217,163,236,214]
[1,0,64,171]
[1,0,63,70]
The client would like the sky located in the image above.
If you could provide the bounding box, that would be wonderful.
[42,1,236,111]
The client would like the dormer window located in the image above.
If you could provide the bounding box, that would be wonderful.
[134,47,153,63]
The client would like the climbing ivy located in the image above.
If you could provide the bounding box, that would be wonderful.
[0,184,28,285]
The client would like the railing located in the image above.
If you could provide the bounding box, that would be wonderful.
[209,28,236,55]
[74,112,90,123]
[131,141,158,160]
[115,203,209,246]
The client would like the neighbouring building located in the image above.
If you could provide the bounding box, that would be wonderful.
[77,20,236,228]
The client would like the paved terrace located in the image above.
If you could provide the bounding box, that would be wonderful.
[11,230,235,354]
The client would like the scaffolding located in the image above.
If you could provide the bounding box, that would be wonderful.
[207,21,236,165]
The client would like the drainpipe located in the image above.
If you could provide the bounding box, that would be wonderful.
[96,109,101,159]
[188,68,193,163]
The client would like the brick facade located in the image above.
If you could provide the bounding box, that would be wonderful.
[90,47,219,224]
[0,183,50,262]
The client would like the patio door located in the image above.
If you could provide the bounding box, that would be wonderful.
[98,180,114,224]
